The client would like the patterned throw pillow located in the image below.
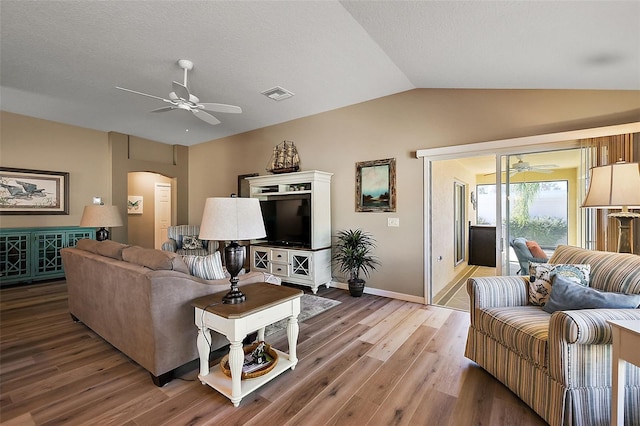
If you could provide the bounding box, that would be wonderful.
[528,263,591,306]
[182,252,226,280]
[182,235,204,250]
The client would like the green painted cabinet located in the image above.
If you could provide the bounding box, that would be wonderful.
[0,227,95,286]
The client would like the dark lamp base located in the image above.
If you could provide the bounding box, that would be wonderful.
[222,241,247,304]
[96,227,109,241]
[222,288,247,304]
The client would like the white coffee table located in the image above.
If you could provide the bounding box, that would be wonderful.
[192,283,303,407]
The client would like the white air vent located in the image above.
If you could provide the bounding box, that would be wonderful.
[261,86,294,101]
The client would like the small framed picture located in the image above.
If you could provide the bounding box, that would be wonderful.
[0,167,69,215]
[355,158,396,212]
[127,195,143,214]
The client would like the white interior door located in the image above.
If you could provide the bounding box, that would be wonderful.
[155,183,171,249]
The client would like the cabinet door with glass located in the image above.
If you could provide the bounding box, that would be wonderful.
[0,231,32,284]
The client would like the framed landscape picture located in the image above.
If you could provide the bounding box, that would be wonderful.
[0,167,69,215]
[355,158,396,212]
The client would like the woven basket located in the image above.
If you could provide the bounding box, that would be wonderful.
[220,341,278,380]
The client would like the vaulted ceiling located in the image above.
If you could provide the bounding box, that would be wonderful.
[1,1,638,146]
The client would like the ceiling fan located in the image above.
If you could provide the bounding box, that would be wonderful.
[508,155,559,175]
[485,155,559,176]
[115,59,241,126]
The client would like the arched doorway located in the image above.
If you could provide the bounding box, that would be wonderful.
[127,172,176,248]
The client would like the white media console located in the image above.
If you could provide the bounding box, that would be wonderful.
[248,170,332,294]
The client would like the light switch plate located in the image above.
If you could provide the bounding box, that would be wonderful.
[388,217,400,227]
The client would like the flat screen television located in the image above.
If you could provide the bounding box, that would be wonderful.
[259,194,311,248]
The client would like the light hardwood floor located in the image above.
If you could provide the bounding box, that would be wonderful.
[0,280,547,425]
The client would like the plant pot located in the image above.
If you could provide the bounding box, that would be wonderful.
[348,278,365,297]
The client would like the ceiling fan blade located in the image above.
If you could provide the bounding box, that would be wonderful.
[115,86,168,102]
[532,168,554,174]
[172,81,191,101]
[151,106,175,113]
[192,110,221,125]
[534,164,559,168]
[199,103,242,114]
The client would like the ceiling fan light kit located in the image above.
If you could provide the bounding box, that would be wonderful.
[115,59,241,126]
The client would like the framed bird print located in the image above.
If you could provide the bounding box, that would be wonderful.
[0,167,69,215]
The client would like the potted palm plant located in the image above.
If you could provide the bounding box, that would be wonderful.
[333,229,380,297]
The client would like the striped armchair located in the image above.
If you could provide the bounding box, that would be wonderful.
[465,245,640,426]
[161,225,218,256]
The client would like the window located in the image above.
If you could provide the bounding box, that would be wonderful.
[454,181,466,264]
[477,180,569,247]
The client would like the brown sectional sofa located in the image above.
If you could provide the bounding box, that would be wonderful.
[61,239,280,386]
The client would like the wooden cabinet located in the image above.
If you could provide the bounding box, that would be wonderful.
[0,227,95,286]
[468,225,496,267]
[248,170,332,293]
[250,245,331,294]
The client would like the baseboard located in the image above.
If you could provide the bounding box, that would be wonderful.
[330,280,426,304]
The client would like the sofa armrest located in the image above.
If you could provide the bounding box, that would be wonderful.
[549,308,640,345]
[547,308,640,386]
[161,239,177,252]
[467,276,529,324]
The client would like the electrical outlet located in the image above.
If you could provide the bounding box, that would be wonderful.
[388,217,400,227]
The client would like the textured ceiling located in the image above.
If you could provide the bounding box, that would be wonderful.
[1,1,638,146]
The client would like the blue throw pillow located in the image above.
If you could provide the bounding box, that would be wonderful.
[542,275,640,314]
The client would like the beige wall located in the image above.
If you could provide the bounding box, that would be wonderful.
[431,158,478,297]
[108,132,188,243]
[0,111,110,228]
[188,89,640,298]
[0,113,188,244]
[2,89,639,298]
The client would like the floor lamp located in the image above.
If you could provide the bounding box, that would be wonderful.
[199,197,266,304]
[582,161,640,253]
[80,204,124,241]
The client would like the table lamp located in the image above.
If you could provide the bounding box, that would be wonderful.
[199,197,266,304]
[80,204,124,241]
[582,161,640,253]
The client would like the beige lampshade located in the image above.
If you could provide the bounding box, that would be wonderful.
[199,197,266,241]
[79,205,124,227]
[582,162,640,209]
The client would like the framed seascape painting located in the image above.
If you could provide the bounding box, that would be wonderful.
[0,167,69,215]
[355,158,396,212]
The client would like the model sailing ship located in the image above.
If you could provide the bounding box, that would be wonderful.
[267,140,300,174]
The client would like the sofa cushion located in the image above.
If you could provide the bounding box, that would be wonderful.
[122,246,189,273]
[95,240,130,260]
[477,306,550,367]
[543,275,640,313]
[182,252,226,280]
[548,245,640,294]
[76,239,129,260]
[528,263,590,306]
[76,238,100,253]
